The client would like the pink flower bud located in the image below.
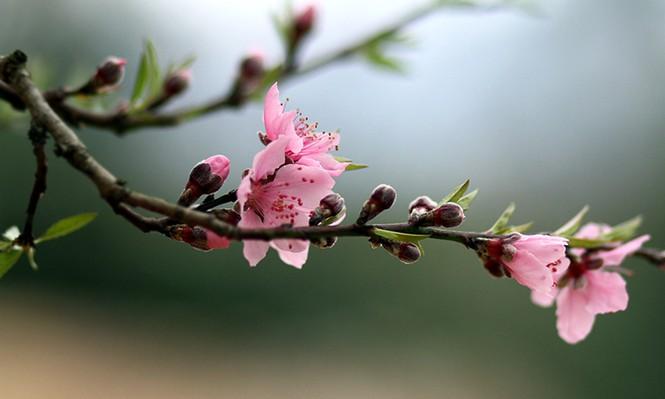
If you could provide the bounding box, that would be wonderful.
[412,202,465,228]
[356,184,396,225]
[169,225,230,251]
[93,56,127,89]
[309,193,345,226]
[240,53,265,82]
[382,241,421,264]
[164,68,192,97]
[179,155,231,205]
[294,4,317,37]
[407,195,437,223]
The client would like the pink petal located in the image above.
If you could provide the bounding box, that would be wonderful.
[298,153,347,177]
[556,286,596,344]
[598,234,650,267]
[515,235,569,266]
[504,251,554,293]
[251,134,290,181]
[531,288,557,308]
[272,242,310,269]
[239,210,270,266]
[584,270,629,314]
[206,230,230,249]
[263,83,297,141]
[575,223,612,239]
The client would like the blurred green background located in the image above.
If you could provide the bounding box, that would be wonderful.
[1,0,664,397]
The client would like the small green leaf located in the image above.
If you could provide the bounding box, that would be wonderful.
[373,228,430,244]
[346,163,368,171]
[568,237,611,249]
[554,205,590,237]
[504,222,533,234]
[35,213,97,244]
[0,249,22,278]
[145,39,162,98]
[600,216,642,242]
[456,189,478,211]
[130,50,150,105]
[362,44,405,73]
[440,179,470,205]
[489,203,516,234]
[168,55,196,75]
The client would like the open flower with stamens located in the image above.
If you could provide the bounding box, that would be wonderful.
[261,83,347,176]
[237,134,335,268]
[531,223,650,344]
[480,234,570,294]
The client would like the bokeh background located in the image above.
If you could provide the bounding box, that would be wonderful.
[1,0,664,397]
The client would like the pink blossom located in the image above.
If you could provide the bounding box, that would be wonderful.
[238,134,335,268]
[531,223,650,344]
[484,234,570,294]
[261,83,347,176]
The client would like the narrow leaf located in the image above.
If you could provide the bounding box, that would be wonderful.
[568,237,611,249]
[373,228,430,244]
[456,189,478,211]
[130,50,149,104]
[0,250,22,278]
[601,216,642,242]
[440,179,470,205]
[346,163,368,171]
[504,222,533,234]
[145,39,162,97]
[35,213,97,243]
[554,205,590,237]
[489,203,516,234]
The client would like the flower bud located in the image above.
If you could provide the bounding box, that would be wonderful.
[311,236,337,249]
[309,193,345,226]
[240,53,265,83]
[90,56,126,91]
[407,195,437,223]
[179,155,231,206]
[382,241,421,264]
[356,184,396,225]
[413,202,465,228]
[164,68,192,97]
[294,4,316,38]
[168,225,230,251]
[213,208,241,226]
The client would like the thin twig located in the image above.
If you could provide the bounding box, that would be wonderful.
[16,123,48,245]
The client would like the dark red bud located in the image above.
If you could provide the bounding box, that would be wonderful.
[382,241,421,264]
[213,209,241,226]
[164,68,192,96]
[408,195,437,215]
[294,4,316,37]
[310,193,345,225]
[432,202,465,228]
[240,54,265,82]
[93,57,126,89]
[357,184,396,225]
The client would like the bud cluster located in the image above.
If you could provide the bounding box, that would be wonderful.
[356,184,396,225]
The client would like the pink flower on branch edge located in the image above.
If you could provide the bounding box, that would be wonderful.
[482,234,570,294]
[238,134,335,268]
[531,223,650,344]
[262,83,347,176]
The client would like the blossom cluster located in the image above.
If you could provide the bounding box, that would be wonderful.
[173,82,651,345]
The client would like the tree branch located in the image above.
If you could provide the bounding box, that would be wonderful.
[16,123,48,245]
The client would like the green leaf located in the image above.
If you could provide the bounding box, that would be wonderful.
[504,222,533,234]
[568,237,611,249]
[554,205,589,237]
[362,44,405,73]
[440,179,470,205]
[0,250,22,278]
[456,189,478,211]
[600,216,642,242]
[130,50,150,105]
[489,202,516,234]
[333,156,368,171]
[145,39,162,98]
[373,228,430,244]
[35,213,97,244]
[0,242,10,251]
[168,55,196,75]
